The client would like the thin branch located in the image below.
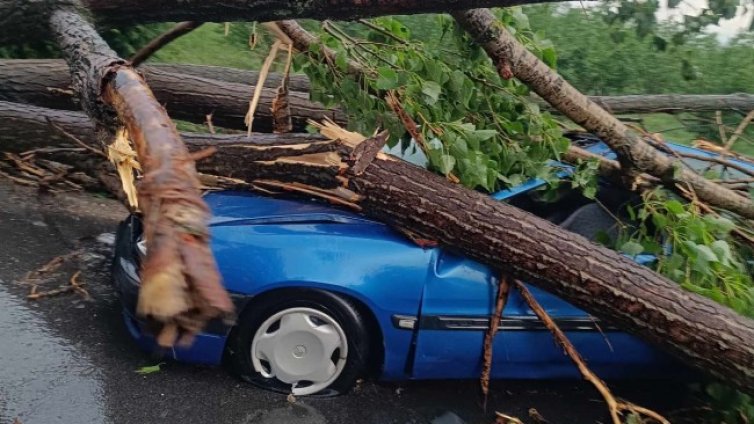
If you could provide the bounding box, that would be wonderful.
[130,21,203,67]
[674,151,754,179]
[46,118,107,158]
[246,40,283,136]
[724,110,754,152]
[357,18,408,44]
[515,280,669,424]
[481,275,512,410]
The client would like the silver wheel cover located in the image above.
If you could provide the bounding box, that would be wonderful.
[251,307,348,396]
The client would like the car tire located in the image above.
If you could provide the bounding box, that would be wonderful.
[226,288,371,396]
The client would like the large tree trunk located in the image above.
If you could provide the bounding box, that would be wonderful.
[454,9,754,219]
[0,100,324,180]
[12,59,750,117]
[48,6,233,345]
[3,100,754,394]
[0,59,342,132]
[0,0,559,42]
[147,63,311,92]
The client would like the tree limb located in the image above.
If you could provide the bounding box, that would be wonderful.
[130,21,203,67]
[535,93,754,114]
[453,8,754,219]
[49,6,232,346]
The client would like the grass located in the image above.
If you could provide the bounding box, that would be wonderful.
[146,23,269,69]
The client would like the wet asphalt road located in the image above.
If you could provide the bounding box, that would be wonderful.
[0,180,700,424]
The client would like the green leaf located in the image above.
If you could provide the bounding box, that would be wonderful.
[710,240,732,266]
[541,47,557,68]
[583,185,597,199]
[664,199,686,216]
[620,240,644,256]
[136,362,165,375]
[420,80,442,104]
[694,245,719,263]
[438,154,456,174]
[375,67,399,90]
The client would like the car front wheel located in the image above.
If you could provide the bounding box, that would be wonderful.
[227,289,371,396]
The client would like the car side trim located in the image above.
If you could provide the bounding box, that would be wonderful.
[392,315,616,331]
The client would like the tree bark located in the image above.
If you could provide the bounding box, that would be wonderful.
[11,60,754,116]
[147,63,311,92]
[0,59,342,132]
[536,93,754,114]
[3,99,754,394]
[454,8,754,219]
[49,6,233,345]
[0,100,322,185]
[0,0,559,42]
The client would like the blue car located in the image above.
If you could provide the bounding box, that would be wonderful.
[113,134,750,396]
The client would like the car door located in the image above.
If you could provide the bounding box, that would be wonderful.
[410,249,504,379]
[411,250,675,380]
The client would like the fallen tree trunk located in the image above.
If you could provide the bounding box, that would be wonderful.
[49,6,233,345]
[3,100,754,394]
[1,0,560,43]
[148,63,311,92]
[0,100,324,178]
[13,60,752,117]
[538,93,754,114]
[0,59,342,132]
[454,9,754,219]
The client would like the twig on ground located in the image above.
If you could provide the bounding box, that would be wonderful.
[23,250,83,282]
[0,169,38,187]
[69,270,90,300]
[495,412,524,424]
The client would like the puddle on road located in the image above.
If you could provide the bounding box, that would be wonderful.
[0,282,107,424]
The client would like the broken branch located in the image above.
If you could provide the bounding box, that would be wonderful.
[129,21,203,67]
[49,6,232,344]
[454,8,754,219]
[514,280,669,424]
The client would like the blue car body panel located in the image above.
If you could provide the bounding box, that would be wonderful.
[114,139,752,381]
[206,192,432,378]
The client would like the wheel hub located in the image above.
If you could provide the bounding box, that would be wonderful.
[292,345,307,358]
[251,307,348,396]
